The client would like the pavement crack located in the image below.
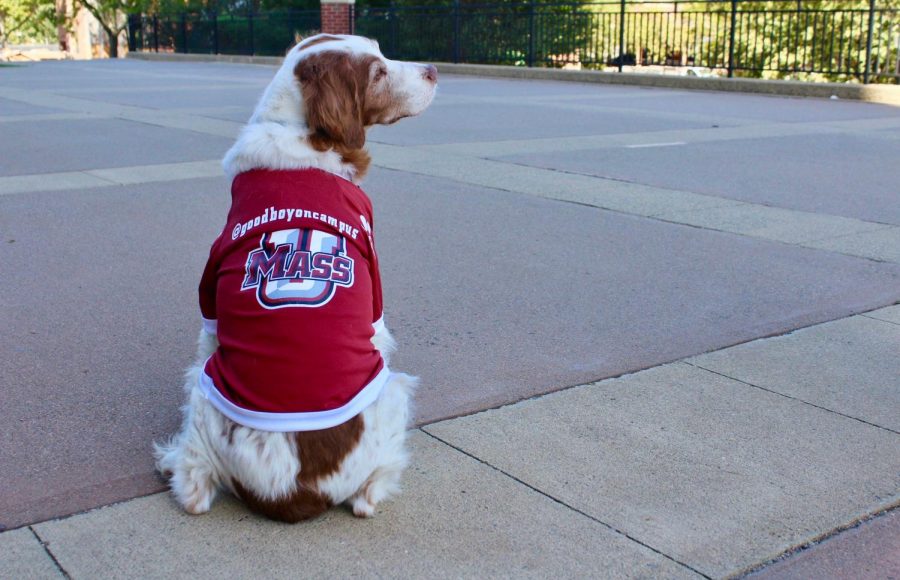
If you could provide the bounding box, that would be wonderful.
[733,501,900,579]
[860,313,900,327]
[29,526,71,579]
[683,362,900,436]
[419,429,713,580]
[78,170,121,186]
[796,223,898,244]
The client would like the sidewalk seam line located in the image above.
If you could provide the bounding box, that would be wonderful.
[860,313,900,327]
[29,526,71,580]
[733,501,900,579]
[798,224,898,245]
[683,362,900,436]
[78,170,120,186]
[419,429,712,580]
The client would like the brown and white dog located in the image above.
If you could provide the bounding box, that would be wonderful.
[154,34,437,522]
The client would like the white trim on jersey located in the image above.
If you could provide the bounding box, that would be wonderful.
[198,362,391,432]
[202,317,218,335]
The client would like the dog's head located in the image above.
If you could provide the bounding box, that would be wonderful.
[239,34,437,179]
[292,34,437,150]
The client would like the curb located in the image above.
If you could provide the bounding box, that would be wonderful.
[436,63,900,105]
[127,51,900,105]
[128,51,283,66]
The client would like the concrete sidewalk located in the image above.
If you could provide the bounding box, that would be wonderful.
[1,59,898,578]
[2,306,899,578]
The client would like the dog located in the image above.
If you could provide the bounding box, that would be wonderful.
[154,34,437,523]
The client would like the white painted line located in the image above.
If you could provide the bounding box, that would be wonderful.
[625,141,687,149]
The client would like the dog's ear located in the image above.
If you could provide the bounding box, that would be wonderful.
[295,52,366,151]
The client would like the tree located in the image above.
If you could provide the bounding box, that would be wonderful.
[702,0,900,82]
[0,0,56,49]
[75,0,145,57]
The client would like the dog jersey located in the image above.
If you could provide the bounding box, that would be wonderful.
[198,168,388,432]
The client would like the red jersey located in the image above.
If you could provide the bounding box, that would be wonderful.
[198,169,387,432]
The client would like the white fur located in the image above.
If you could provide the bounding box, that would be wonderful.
[155,34,434,520]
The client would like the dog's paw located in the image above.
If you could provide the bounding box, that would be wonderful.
[351,496,375,518]
[178,474,217,515]
[183,492,214,515]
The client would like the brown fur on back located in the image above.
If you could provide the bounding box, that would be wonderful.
[232,480,331,523]
[231,414,364,523]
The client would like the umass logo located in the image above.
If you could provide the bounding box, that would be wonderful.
[241,229,354,308]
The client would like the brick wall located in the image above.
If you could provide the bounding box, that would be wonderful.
[321,3,353,35]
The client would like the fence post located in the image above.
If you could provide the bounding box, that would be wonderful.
[389,1,398,57]
[248,8,255,55]
[895,31,900,84]
[618,0,625,72]
[180,12,187,54]
[212,11,219,55]
[127,14,137,51]
[453,0,461,64]
[153,15,159,52]
[727,0,737,77]
[864,0,876,83]
[527,0,536,67]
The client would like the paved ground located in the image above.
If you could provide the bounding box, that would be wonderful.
[0,58,898,578]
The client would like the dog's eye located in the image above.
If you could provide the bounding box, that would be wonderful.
[373,66,387,81]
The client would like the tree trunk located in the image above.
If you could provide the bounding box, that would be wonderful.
[106,27,118,57]
[78,2,123,59]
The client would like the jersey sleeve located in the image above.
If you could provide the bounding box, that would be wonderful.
[198,235,223,335]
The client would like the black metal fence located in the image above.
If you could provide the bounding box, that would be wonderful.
[128,10,320,56]
[129,1,900,83]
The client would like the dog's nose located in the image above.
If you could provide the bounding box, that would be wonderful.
[422,64,438,83]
